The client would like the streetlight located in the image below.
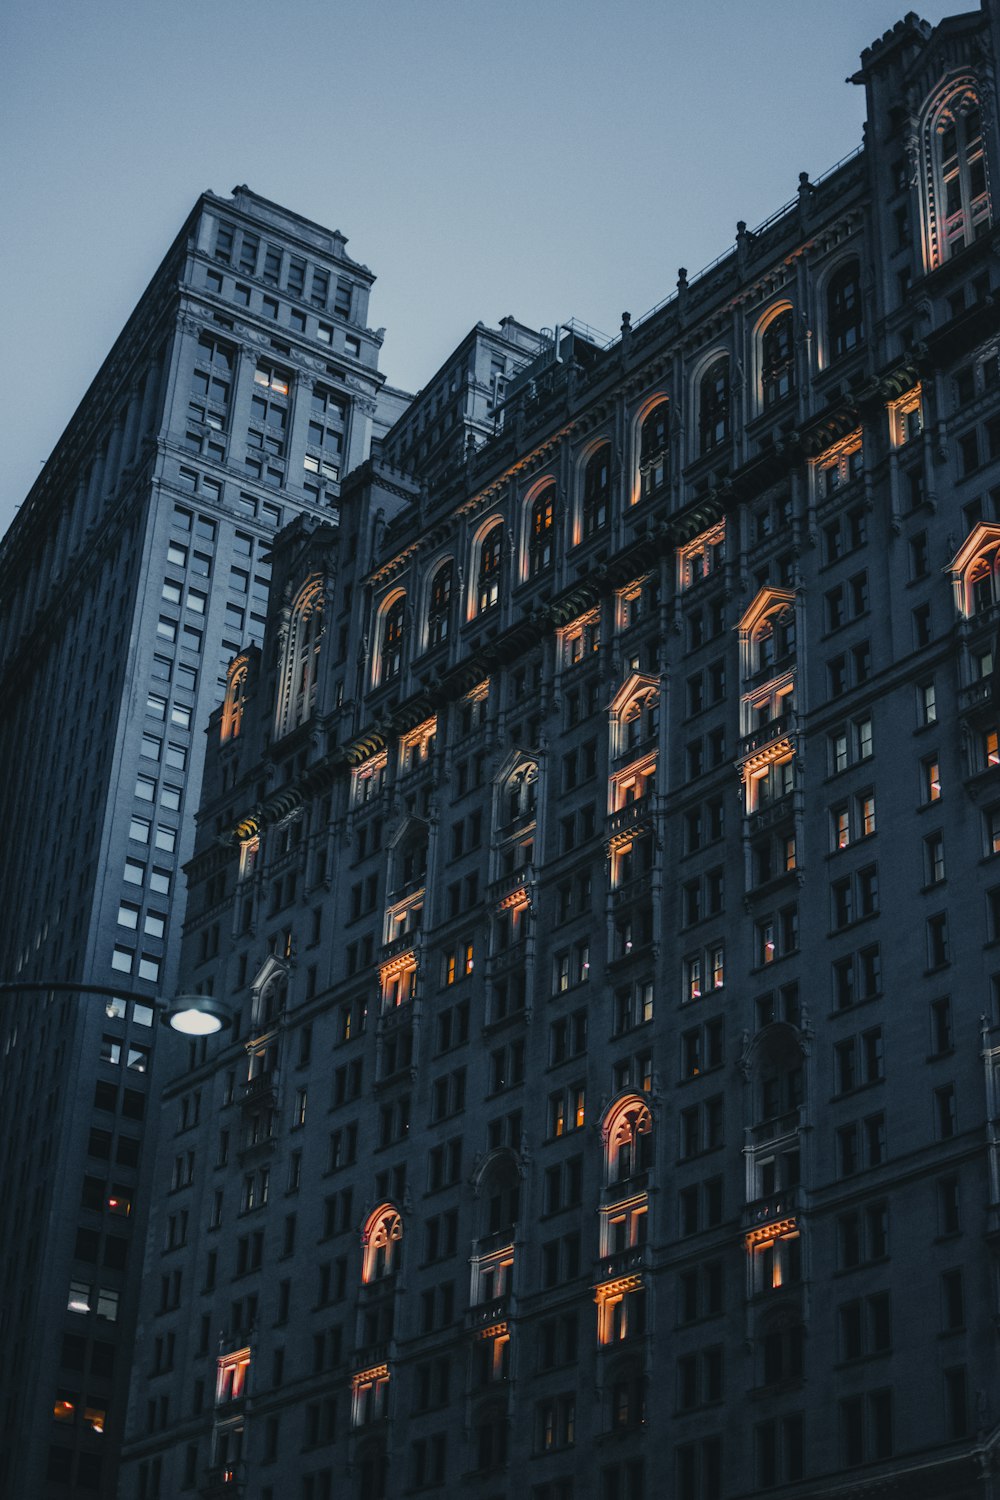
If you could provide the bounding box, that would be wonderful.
[0,981,232,1036]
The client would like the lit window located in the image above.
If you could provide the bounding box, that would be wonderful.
[923,87,990,268]
[528,486,556,573]
[221,658,250,743]
[477,523,503,613]
[67,1281,91,1315]
[216,1349,250,1405]
[380,593,406,683]
[816,433,864,496]
[362,1205,403,1282]
[276,577,324,734]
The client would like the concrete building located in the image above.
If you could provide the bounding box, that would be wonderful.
[0,186,398,1499]
[55,4,1000,1497]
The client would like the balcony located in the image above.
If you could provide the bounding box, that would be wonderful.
[958,676,995,722]
[751,1108,800,1145]
[745,653,794,691]
[380,931,419,963]
[594,1244,649,1282]
[604,1171,649,1205]
[465,1294,510,1330]
[742,1185,801,1231]
[214,1393,246,1419]
[738,712,792,761]
[488,867,533,905]
[607,795,653,841]
[614,732,657,767]
[611,872,654,911]
[200,1465,246,1498]
[485,946,527,981]
[352,1341,390,1372]
[747,793,794,837]
[358,1273,397,1304]
[239,1072,278,1109]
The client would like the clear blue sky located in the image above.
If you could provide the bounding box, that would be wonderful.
[0,0,963,538]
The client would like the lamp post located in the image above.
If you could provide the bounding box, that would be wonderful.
[0,981,232,1035]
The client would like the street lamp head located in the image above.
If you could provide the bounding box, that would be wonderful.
[162,995,232,1036]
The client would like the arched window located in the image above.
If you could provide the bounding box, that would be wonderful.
[252,971,287,1032]
[528,487,555,576]
[220,659,249,743]
[753,607,795,674]
[603,1096,653,1185]
[639,403,669,501]
[477,1153,521,1241]
[362,1204,403,1282]
[761,311,795,409]
[925,87,990,266]
[276,578,323,737]
[477,524,503,613]
[503,760,537,826]
[699,357,730,454]
[946,522,1000,617]
[622,689,659,752]
[427,560,453,648]
[381,594,406,682]
[583,446,611,537]
[827,262,863,362]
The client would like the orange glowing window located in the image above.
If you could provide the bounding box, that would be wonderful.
[53,1398,75,1423]
[216,1350,250,1405]
[362,1206,403,1283]
[595,1280,647,1344]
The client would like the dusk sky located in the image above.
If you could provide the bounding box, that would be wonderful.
[1,0,963,539]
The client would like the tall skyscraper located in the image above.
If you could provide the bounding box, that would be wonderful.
[0,186,400,1499]
[119,6,1000,1498]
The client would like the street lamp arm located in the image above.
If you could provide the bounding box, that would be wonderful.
[0,981,159,1004]
[0,981,233,1035]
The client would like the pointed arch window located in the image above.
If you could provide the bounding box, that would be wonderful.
[221,659,249,743]
[427,560,453,648]
[362,1205,403,1282]
[761,311,795,409]
[583,445,611,537]
[699,358,730,454]
[753,608,795,675]
[926,88,990,266]
[827,262,863,362]
[528,487,555,576]
[623,690,659,753]
[276,579,323,737]
[639,403,669,501]
[381,594,406,682]
[477,524,503,613]
[604,1097,653,1185]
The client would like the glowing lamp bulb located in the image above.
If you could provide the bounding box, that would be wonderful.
[170,1007,222,1035]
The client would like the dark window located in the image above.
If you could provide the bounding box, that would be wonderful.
[583,446,610,536]
[828,261,863,361]
[700,357,730,453]
[762,310,795,408]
